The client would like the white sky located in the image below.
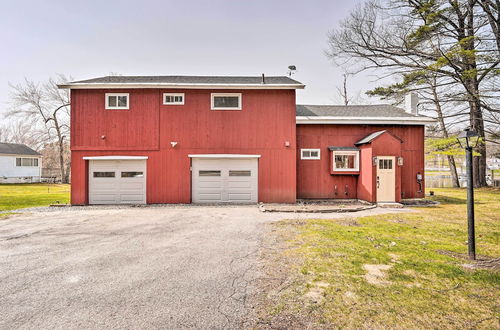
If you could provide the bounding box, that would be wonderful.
[0,0,385,121]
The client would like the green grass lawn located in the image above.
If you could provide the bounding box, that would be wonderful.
[0,184,70,211]
[260,188,500,329]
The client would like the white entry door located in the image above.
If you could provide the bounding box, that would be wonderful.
[191,158,258,203]
[376,156,396,202]
[89,159,146,204]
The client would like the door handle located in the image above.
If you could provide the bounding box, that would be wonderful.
[377,176,380,188]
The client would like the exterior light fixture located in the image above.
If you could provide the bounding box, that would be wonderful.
[372,156,378,166]
[457,128,480,149]
[456,127,479,260]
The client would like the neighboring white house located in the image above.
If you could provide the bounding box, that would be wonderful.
[0,143,42,183]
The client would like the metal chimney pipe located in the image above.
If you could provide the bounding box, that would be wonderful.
[405,92,419,115]
[261,73,265,84]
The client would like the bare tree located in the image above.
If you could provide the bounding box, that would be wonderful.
[7,75,71,183]
[326,0,499,187]
[426,77,461,187]
[0,120,45,149]
[336,73,350,105]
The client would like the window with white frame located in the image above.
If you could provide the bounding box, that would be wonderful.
[16,157,39,167]
[211,93,242,110]
[301,149,321,160]
[333,151,359,171]
[105,93,129,110]
[163,93,184,105]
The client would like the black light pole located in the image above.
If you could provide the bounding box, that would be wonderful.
[457,128,479,260]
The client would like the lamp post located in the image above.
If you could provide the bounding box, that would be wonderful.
[457,128,480,260]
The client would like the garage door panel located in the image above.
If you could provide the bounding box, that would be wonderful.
[227,193,252,201]
[90,194,118,203]
[119,182,144,190]
[89,159,146,204]
[198,193,223,201]
[120,194,145,202]
[227,180,252,188]
[198,180,223,188]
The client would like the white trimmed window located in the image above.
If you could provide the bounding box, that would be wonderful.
[163,93,184,105]
[16,157,39,167]
[333,151,359,171]
[301,149,321,160]
[211,93,242,110]
[105,93,129,110]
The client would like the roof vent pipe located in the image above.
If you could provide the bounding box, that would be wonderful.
[405,92,419,115]
[261,73,265,84]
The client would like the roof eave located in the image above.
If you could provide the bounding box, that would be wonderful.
[0,153,41,157]
[58,83,305,90]
[296,116,436,125]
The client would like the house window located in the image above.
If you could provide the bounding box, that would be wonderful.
[211,93,242,110]
[163,93,184,105]
[93,172,115,178]
[333,151,359,171]
[199,170,221,176]
[229,170,251,176]
[301,149,321,160]
[121,171,144,178]
[379,159,393,169]
[105,93,129,110]
[16,157,39,167]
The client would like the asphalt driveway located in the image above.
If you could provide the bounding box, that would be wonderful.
[0,205,409,329]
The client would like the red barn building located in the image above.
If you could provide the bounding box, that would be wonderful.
[59,76,434,205]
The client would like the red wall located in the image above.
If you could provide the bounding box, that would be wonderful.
[71,89,297,204]
[296,124,425,200]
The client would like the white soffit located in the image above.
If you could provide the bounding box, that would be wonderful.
[83,156,148,160]
[59,83,305,90]
[296,116,436,125]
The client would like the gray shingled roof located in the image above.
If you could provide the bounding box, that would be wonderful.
[355,131,387,145]
[68,75,303,86]
[0,143,40,156]
[296,104,419,117]
[328,146,359,151]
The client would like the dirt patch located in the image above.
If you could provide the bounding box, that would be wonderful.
[259,199,376,213]
[401,199,439,207]
[303,281,330,304]
[337,219,362,226]
[363,264,393,285]
[437,250,500,271]
[463,258,500,271]
[388,253,400,262]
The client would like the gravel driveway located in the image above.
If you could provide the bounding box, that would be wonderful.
[0,205,408,329]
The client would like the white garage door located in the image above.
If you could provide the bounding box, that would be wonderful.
[89,159,146,204]
[192,158,258,203]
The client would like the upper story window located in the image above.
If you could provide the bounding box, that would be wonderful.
[301,149,321,160]
[16,157,39,167]
[333,151,359,171]
[211,93,242,110]
[105,93,129,110]
[163,93,184,105]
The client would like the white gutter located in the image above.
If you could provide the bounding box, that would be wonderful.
[58,83,305,90]
[188,154,261,159]
[296,116,436,125]
[0,153,42,157]
[83,156,149,160]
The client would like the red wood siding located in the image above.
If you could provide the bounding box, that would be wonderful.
[71,89,297,204]
[297,124,425,200]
